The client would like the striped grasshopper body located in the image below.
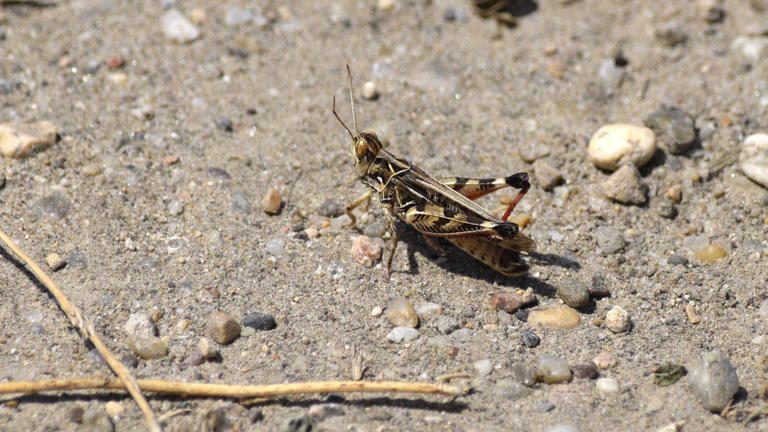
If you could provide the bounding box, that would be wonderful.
[334,67,535,277]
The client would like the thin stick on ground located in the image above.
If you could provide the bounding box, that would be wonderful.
[0,377,465,399]
[0,229,162,432]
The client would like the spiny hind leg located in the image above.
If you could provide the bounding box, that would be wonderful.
[345,190,373,229]
[439,173,530,222]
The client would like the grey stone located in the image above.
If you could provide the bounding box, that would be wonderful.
[557,279,591,308]
[496,379,533,401]
[595,226,625,254]
[644,106,696,154]
[601,164,648,205]
[243,312,277,331]
[161,10,201,43]
[436,315,460,334]
[533,159,564,191]
[386,327,419,343]
[33,193,71,219]
[231,190,252,213]
[688,351,740,412]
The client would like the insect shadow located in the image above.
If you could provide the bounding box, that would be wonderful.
[396,225,575,298]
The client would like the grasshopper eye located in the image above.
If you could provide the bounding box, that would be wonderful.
[355,139,369,159]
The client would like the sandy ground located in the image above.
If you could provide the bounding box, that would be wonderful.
[1,0,767,430]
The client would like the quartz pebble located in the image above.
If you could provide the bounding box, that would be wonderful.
[605,306,632,333]
[415,302,442,321]
[387,327,419,343]
[262,188,282,214]
[688,351,740,412]
[197,337,218,359]
[593,351,618,370]
[127,335,168,360]
[167,200,184,216]
[588,124,656,171]
[474,359,493,376]
[596,377,620,397]
[644,106,696,155]
[694,244,727,264]
[45,253,66,271]
[601,163,648,205]
[511,362,537,386]
[385,298,419,328]
[528,306,581,329]
[207,311,241,344]
[350,235,382,267]
[536,354,572,384]
[0,121,57,158]
[161,10,201,43]
[739,133,768,189]
[362,81,379,100]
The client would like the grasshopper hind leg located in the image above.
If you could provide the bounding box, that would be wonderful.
[383,207,399,278]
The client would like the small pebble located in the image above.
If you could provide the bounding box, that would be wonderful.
[207,311,241,344]
[265,238,285,257]
[162,155,179,166]
[350,235,382,267]
[161,9,201,43]
[572,362,599,379]
[127,335,168,360]
[544,424,578,432]
[536,354,572,384]
[0,121,58,159]
[588,124,656,171]
[667,255,689,265]
[665,184,683,203]
[262,188,283,215]
[596,377,620,397]
[658,203,677,219]
[474,359,493,376]
[225,6,253,26]
[507,213,532,229]
[598,58,626,95]
[739,133,768,189]
[490,291,523,313]
[557,279,591,308]
[105,55,125,70]
[386,327,419,343]
[243,312,277,331]
[282,414,312,432]
[644,106,696,155]
[33,193,71,219]
[436,315,460,334]
[415,302,442,321]
[208,167,231,180]
[124,312,157,339]
[317,199,345,217]
[362,81,379,100]
[69,406,85,423]
[370,306,383,317]
[694,244,727,264]
[528,306,581,329]
[532,160,563,191]
[698,0,725,22]
[589,276,611,298]
[601,164,648,205]
[496,379,533,401]
[385,298,419,328]
[686,303,702,324]
[731,36,768,63]
[308,404,343,421]
[520,329,540,348]
[595,226,625,254]
[231,190,252,213]
[511,362,537,386]
[167,200,184,216]
[45,253,66,271]
[592,351,618,370]
[189,7,207,24]
[655,22,687,47]
[214,117,233,132]
[83,409,114,432]
[605,306,632,333]
[377,0,396,11]
[197,337,218,359]
[688,351,740,412]
[81,163,103,177]
[519,142,550,163]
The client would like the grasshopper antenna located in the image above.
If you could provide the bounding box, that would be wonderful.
[346,64,359,134]
[332,95,355,140]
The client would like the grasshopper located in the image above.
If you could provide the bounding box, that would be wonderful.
[333,66,535,277]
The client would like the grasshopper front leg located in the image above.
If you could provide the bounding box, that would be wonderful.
[345,190,373,229]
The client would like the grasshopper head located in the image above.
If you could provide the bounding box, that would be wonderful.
[352,131,382,174]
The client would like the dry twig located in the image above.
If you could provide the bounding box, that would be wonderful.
[0,377,465,399]
[0,229,162,432]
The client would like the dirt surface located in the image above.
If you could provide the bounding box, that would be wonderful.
[1,0,767,431]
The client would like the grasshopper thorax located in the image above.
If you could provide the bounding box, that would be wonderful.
[352,131,383,175]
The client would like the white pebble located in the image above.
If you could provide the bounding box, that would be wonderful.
[605,306,632,333]
[731,36,768,63]
[386,327,419,343]
[739,133,768,189]
[0,121,57,159]
[474,359,494,376]
[370,306,383,317]
[596,377,620,397]
[362,81,379,100]
[161,10,201,43]
[588,124,657,171]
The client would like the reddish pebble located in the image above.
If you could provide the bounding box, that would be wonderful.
[162,155,180,166]
[350,235,382,267]
[491,291,524,313]
[106,55,125,70]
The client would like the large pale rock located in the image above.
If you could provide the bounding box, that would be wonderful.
[588,124,656,171]
[0,121,57,158]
